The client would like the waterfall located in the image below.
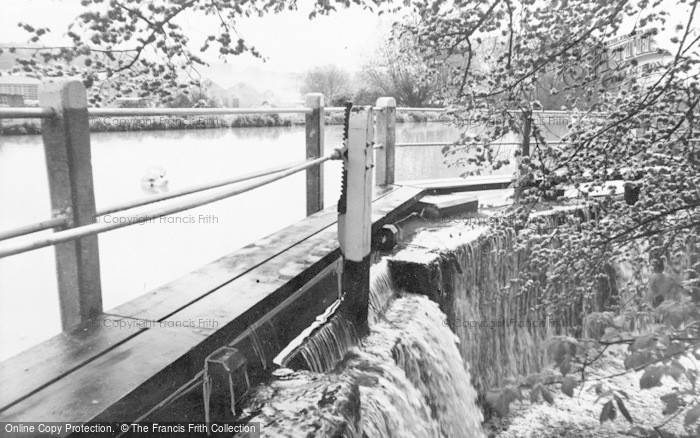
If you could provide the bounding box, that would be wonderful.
[387,225,553,393]
[237,209,600,436]
[446,228,548,392]
[297,314,358,373]
[278,259,399,374]
[368,258,397,326]
[240,291,485,437]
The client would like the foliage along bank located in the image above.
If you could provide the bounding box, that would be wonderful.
[0,110,442,136]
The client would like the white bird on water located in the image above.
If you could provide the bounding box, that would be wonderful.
[141,167,169,193]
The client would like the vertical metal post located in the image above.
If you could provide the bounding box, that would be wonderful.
[375,97,396,186]
[39,79,102,330]
[338,106,374,334]
[305,93,325,216]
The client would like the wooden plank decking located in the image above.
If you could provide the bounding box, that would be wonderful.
[0,184,424,425]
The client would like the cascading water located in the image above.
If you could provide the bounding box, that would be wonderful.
[386,222,565,394]
[276,259,398,374]
[239,268,485,437]
[297,314,358,373]
[445,227,549,392]
[237,208,599,436]
[368,259,397,326]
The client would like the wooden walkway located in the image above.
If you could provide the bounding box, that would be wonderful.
[0,185,423,424]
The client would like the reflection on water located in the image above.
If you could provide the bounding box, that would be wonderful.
[0,121,563,360]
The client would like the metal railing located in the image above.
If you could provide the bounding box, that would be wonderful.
[0,81,342,331]
[0,83,489,333]
[0,153,340,259]
[0,107,56,118]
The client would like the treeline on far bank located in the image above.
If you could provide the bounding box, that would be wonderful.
[0,111,443,136]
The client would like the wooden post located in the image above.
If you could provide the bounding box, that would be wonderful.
[338,106,374,334]
[375,97,396,186]
[39,79,102,330]
[305,93,325,216]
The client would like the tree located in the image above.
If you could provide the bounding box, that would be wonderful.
[299,64,352,106]
[352,85,385,105]
[397,0,699,432]
[166,88,220,108]
[2,0,346,106]
[360,34,446,107]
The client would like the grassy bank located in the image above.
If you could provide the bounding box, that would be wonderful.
[0,111,443,136]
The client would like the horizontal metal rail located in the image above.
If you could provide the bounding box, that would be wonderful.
[397,107,444,112]
[328,106,446,113]
[396,142,454,147]
[97,159,310,216]
[0,106,312,120]
[5,106,689,120]
[0,107,56,119]
[0,216,67,241]
[0,160,312,243]
[88,107,311,117]
[0,153,339,259]
[396,141,566,147]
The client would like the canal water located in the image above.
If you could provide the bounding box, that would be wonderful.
[0,120,564,360]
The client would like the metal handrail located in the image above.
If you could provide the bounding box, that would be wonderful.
[88,107,311,117]
[0,138,569,243]
[0,160,312,243]
[0,105,612,120]
[395,141,566,147]
[0,152,340,259]
[0,108,55,119]
[396,142,454,147]
[397,107,444,112]
[0,106,661,120]
[0,216,67,241]
[97,159,310,217]
[0,107,312,120]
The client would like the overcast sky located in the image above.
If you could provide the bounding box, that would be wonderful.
[0,0,391,73]
[0,0,695,98]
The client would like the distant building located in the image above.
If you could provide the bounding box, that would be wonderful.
[597,29,672,88]
[0,76,40,104]
[201,79,239,107]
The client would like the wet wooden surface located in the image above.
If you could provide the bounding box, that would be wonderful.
[0,184,423,425]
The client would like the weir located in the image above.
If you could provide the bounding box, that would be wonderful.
[229,204,607,436]
[0,81,572,436]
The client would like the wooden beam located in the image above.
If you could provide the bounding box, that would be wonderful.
[0,186,424,426]
[305,93,325,216]
[0,314,145,412]
[39,79,102,330]
[0,185,404,417]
